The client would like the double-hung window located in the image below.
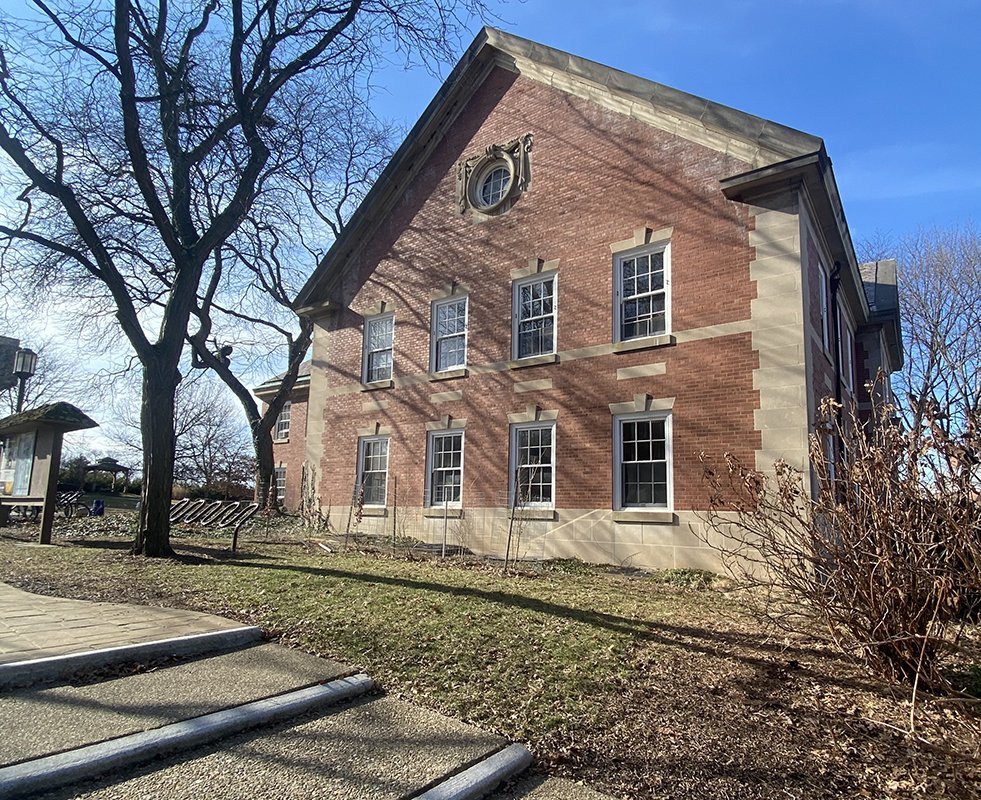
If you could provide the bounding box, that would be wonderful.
[513,273,556,359]
[509,422,555,507]
[363,313,394,383]
[614,413,672,509]
[431,297,468,372]
[357,436,389,506]
[273,466,287,504]
[274,402,291,441]
[426,431,464,506]
[615,243,670,341]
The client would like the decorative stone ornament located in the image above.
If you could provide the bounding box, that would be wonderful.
[457,132,533,215]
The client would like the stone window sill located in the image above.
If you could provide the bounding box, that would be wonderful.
[612,510,675,524]
[612,335,675,354]
[422,507,464,518]
[360,379,393,392]
[509,507,557,521]
[508,353,558,370]
[428,368,468,382]
[359,506,388,517]
[273,438,289,444]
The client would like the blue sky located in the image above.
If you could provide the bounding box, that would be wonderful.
[372,0,981,245]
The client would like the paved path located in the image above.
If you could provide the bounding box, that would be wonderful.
[0,644,349,766]
[0,581,618,799]
[0,582,244,664]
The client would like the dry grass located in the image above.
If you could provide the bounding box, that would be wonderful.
[1,518,978,799]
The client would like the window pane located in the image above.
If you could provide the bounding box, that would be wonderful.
[363,474,386,505]
[619,417,668,508]
[368,350,392,381]
[368,316,393,349]
[619,247,667,341]
[512,425,554,506]
[429,433,463,506]
[437,335,465,370]
[359,438,388,506]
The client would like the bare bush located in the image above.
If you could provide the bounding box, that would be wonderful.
[702,388,980,692]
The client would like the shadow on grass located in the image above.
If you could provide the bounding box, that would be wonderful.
[226,558,883,696]
[62,538,280,564]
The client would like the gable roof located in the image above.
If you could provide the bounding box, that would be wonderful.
[294,27,824,312]
[253,360,312,399]
[0,403,99,436]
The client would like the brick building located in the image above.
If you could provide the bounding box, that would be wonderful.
[289,28,901,569]
[254,362,310,512]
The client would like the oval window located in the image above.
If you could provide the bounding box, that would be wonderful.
[479,164,511,208]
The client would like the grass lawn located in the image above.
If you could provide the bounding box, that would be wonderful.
[1,518,978,799]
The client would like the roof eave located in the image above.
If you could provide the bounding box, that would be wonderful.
[721,148,872,322]
[254,374,311,399]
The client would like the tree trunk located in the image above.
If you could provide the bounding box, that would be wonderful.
[254,419,276,511]
[134,360,178,557]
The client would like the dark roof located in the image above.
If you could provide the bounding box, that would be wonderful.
[294,26,823,311]
[859,259,899,313]
[253,360,312,397]
[0,402,99,436]
[85,457,131,474]
[859,259,903,369]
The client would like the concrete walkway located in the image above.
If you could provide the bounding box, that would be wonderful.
[0,582,245,664]
[0,581,556,800]
[0,581,619,799]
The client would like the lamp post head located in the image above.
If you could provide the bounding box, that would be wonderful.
[13,348,37,379]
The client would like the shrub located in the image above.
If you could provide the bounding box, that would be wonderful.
[702,394,980,692]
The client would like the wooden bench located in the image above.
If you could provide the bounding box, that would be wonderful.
[169,499,260,551]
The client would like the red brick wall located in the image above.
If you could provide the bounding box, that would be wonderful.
[315,69,763,512]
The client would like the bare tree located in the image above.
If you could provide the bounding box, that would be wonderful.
[118,374,254,497]
[0,339,85,415]
[860,225,981,435]
[0,0,489,556]
[188,90,393,509]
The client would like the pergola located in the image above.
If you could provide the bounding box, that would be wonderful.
[84,457,131,492]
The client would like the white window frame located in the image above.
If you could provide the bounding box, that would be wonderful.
[818,262,831,353]
[512,272,557,360]
[839,303,856,392]
[425,430,465,507]
[613,411,673,511]
[362,312,394,383]
[356,435,389,507]
[508,421,556,508]
[273,466,287,503]
[274,401,291,441]
[430,296,469,372]
[614,241,672,343]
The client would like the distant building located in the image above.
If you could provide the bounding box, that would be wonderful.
[253,362,310,512]
[283,28,900,568]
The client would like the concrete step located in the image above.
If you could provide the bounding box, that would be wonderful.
[33,695,524,800]
[0,643,351,767]
[0,625,263,691]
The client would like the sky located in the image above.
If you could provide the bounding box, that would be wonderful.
[4,0,979,458]
[371,0,981,243]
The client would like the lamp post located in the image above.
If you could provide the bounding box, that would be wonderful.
[13,348,38,413]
